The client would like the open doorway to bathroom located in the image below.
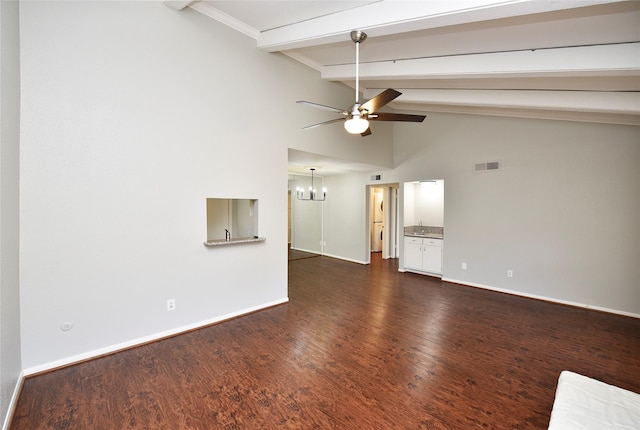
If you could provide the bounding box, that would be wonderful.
[368,184,399,260]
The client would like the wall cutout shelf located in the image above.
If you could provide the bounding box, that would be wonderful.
[203,237,266,247]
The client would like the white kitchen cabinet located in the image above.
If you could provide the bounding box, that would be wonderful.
[422,239,443,273]
[404,237,423,270]
[404,236,442,275]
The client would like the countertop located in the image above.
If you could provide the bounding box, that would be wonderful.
[405,233,444,240]
[203,237,266,247]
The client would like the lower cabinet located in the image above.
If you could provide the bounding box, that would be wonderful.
[404,236,443,275]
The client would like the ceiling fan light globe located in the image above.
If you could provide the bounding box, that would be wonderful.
[344,117,369,134]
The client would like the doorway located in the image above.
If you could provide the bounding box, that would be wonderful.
[368,183,399,260]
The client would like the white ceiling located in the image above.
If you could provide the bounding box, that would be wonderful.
[166,0,640,173]
[287,148,387,176]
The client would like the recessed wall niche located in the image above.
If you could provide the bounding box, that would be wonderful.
[206,198,258,241]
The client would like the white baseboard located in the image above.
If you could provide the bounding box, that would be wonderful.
[289,246,320,254]
[442,278,640,319]
[23,298,289,376]
[321,252,368,265]
[2,371,25,430]
[405,268,442,278]
[290,247,368,265]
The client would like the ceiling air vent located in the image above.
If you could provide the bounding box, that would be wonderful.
[474,161,501,173]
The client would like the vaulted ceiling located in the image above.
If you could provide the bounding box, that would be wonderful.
[168,0,639,125]
[165,0,640,173]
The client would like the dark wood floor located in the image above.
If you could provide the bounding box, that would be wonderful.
[287,248,320,261]
[11,254,640,429]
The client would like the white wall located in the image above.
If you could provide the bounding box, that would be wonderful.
[206,198,229,241]
[414,180,444,227]
[0,0,22,426]
[403,183,416,226]
[314,168,401,264]
[313,113,639,316]
[394,112,640,316]
[233,199,256,239]
[404,181,445,227]
[289,174,323,254]
[17,1,365,371]
[322,173,372,263]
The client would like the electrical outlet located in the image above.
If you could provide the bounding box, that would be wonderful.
[461,262,467,270]
[507,269,513,278]
[167,299,176,311]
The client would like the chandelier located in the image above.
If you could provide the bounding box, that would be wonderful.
[296,168,326,201]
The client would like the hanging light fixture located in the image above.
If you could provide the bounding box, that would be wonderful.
[344,108,369,134]
[344,30,369,134]
[296,168,326,201]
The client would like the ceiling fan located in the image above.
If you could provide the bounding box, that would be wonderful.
[297,30,426,137]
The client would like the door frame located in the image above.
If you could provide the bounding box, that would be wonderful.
[366,183,399,261]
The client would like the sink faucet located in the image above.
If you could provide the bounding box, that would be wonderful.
[225,229,231,241]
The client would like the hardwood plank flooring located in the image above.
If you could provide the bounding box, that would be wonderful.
[287,248,320,261]
[10,254,640,429]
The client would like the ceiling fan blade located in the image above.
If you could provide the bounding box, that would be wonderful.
[302,118,345,130]
[361,127,372,137]
[360,89,402,113]
[369,112,426,122]
[296,100,346,114]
